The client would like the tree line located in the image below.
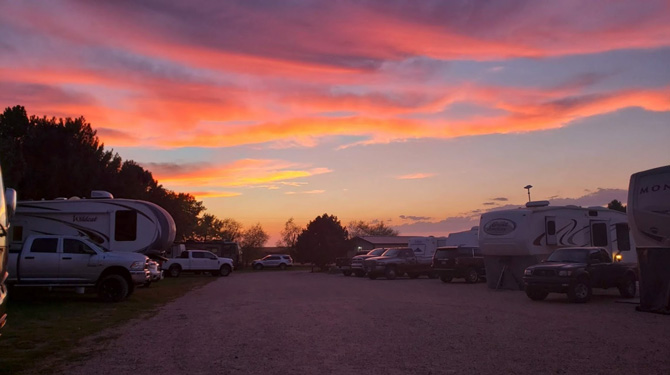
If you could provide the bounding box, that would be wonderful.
[0,105,399,266]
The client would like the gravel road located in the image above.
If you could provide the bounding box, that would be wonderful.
[61,271,670,375]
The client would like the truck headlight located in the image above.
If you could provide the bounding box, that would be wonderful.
[558,270,572,277]
[524,269,532,276]
[130,261,145,271]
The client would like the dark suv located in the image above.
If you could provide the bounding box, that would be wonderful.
[431,246,485,283]
[523,247,637,303]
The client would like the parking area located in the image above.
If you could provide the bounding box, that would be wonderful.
[61,271,670,375]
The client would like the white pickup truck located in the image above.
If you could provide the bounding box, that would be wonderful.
[163,250,233,278]
[8,234,150,302]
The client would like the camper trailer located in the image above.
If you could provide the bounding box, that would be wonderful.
[9,191,176,255]
[479,201,634,290]
[628,165,670,313]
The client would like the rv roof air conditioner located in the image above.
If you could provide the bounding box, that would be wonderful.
[91,190,114,199]
[525,201,549,208]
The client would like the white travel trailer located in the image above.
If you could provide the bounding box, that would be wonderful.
[479,201,634,290]
[628,165,670,313]
[444,226,479,247]
[408,236,449,262]
[9,191,176,255]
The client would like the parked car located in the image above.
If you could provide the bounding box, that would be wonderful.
[252,254,293,270]
[523,247,638,303]
[431,246,485,283]
[163,250,233,277]
[144,260,163,286]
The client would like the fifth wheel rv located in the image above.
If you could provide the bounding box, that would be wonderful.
[628,165,670,314]
[9,191,176,256]
[479,201,634,290]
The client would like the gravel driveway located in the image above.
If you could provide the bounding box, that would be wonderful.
[61,271,669,375]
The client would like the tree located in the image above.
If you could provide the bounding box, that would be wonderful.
[194,213,225,241]
[347,220,399,238]
[607,199,627,213]
[219,218,243,242]
[294,214,349,269]
[276,217,301,248]
[240,223,269,265]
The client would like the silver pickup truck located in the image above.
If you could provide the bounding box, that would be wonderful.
[8,234,149,302]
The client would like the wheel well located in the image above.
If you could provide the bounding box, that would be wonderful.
[169,264,182,269]
[97,267,132,286]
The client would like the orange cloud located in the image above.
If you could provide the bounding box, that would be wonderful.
[396,173,437,180]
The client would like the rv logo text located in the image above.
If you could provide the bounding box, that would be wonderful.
[483,219,516,236]
[639,184,670,194]
[73,215,98,222]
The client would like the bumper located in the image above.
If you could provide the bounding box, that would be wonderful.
[523,276,573,293]
[131,270,151,285]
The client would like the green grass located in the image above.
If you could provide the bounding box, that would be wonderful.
[0,275,217,375]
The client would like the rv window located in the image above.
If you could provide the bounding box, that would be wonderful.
[12,226,23,242]
[30,238,58,253]
[615,223,631,251]
[592,223,608,247]
[115,210,137,242]
[547,221,556,235]
[64,239,96,254]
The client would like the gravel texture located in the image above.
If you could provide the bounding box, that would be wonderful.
[61,271,670,375]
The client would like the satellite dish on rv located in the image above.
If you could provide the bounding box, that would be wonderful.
[91,190,114,199]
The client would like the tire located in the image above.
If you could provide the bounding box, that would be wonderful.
[618,274,636,298]
[219,265,232,277]
[464,268,479,284]
[368,273,378,280]
[525,286,549,301]
[440,274,453,283]
[168,265,181,278]
[342,270,352,276]
[253,263,263,271]
[407,272,420,279]
[568,278,592,303]
[279,263,287,270]
[384,267,398,280]
[97,274,129,303]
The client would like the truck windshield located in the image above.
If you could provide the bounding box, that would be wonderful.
[545,248,589,263]
[381,248,401,257]
[368,248,386,256]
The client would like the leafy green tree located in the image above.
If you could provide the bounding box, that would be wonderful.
[347,220,399,238]
[294,214,349,268]
[607,199,626,213]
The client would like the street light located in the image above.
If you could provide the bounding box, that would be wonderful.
[524,185,533,202]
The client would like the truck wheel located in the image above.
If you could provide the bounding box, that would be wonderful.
[525,286,548,301]
[168,265,181,278]
[618,274,636,298]
[384,267,398,280]
[97,274,129,303]
[407,272,420,279]
[253,264,263,271]
[368,273,378,280]
[219,265,232,277]
[440,274,453,283]
[464,268,479,284]
[279,263,287,270]
[342,270,352,276]
[568,278,592,303]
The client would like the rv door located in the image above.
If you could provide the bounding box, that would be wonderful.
[545,216,557,246]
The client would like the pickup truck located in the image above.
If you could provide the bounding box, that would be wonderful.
[523,247,638,303]
[364,247,435,280]
[431,246,485,284]
[8,234,150,302]
[163,250,233,278]
[336,248,387,276]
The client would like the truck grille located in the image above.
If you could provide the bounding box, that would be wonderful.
[533,269,556,277]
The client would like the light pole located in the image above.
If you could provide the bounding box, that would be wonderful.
[524,185,533,202]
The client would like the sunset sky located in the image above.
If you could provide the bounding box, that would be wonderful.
[1,0,669,244]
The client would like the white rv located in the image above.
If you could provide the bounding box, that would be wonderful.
[628,165,670,313]
[444,226,479,247]
[479,201,634,290]
[9,191,176,255]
